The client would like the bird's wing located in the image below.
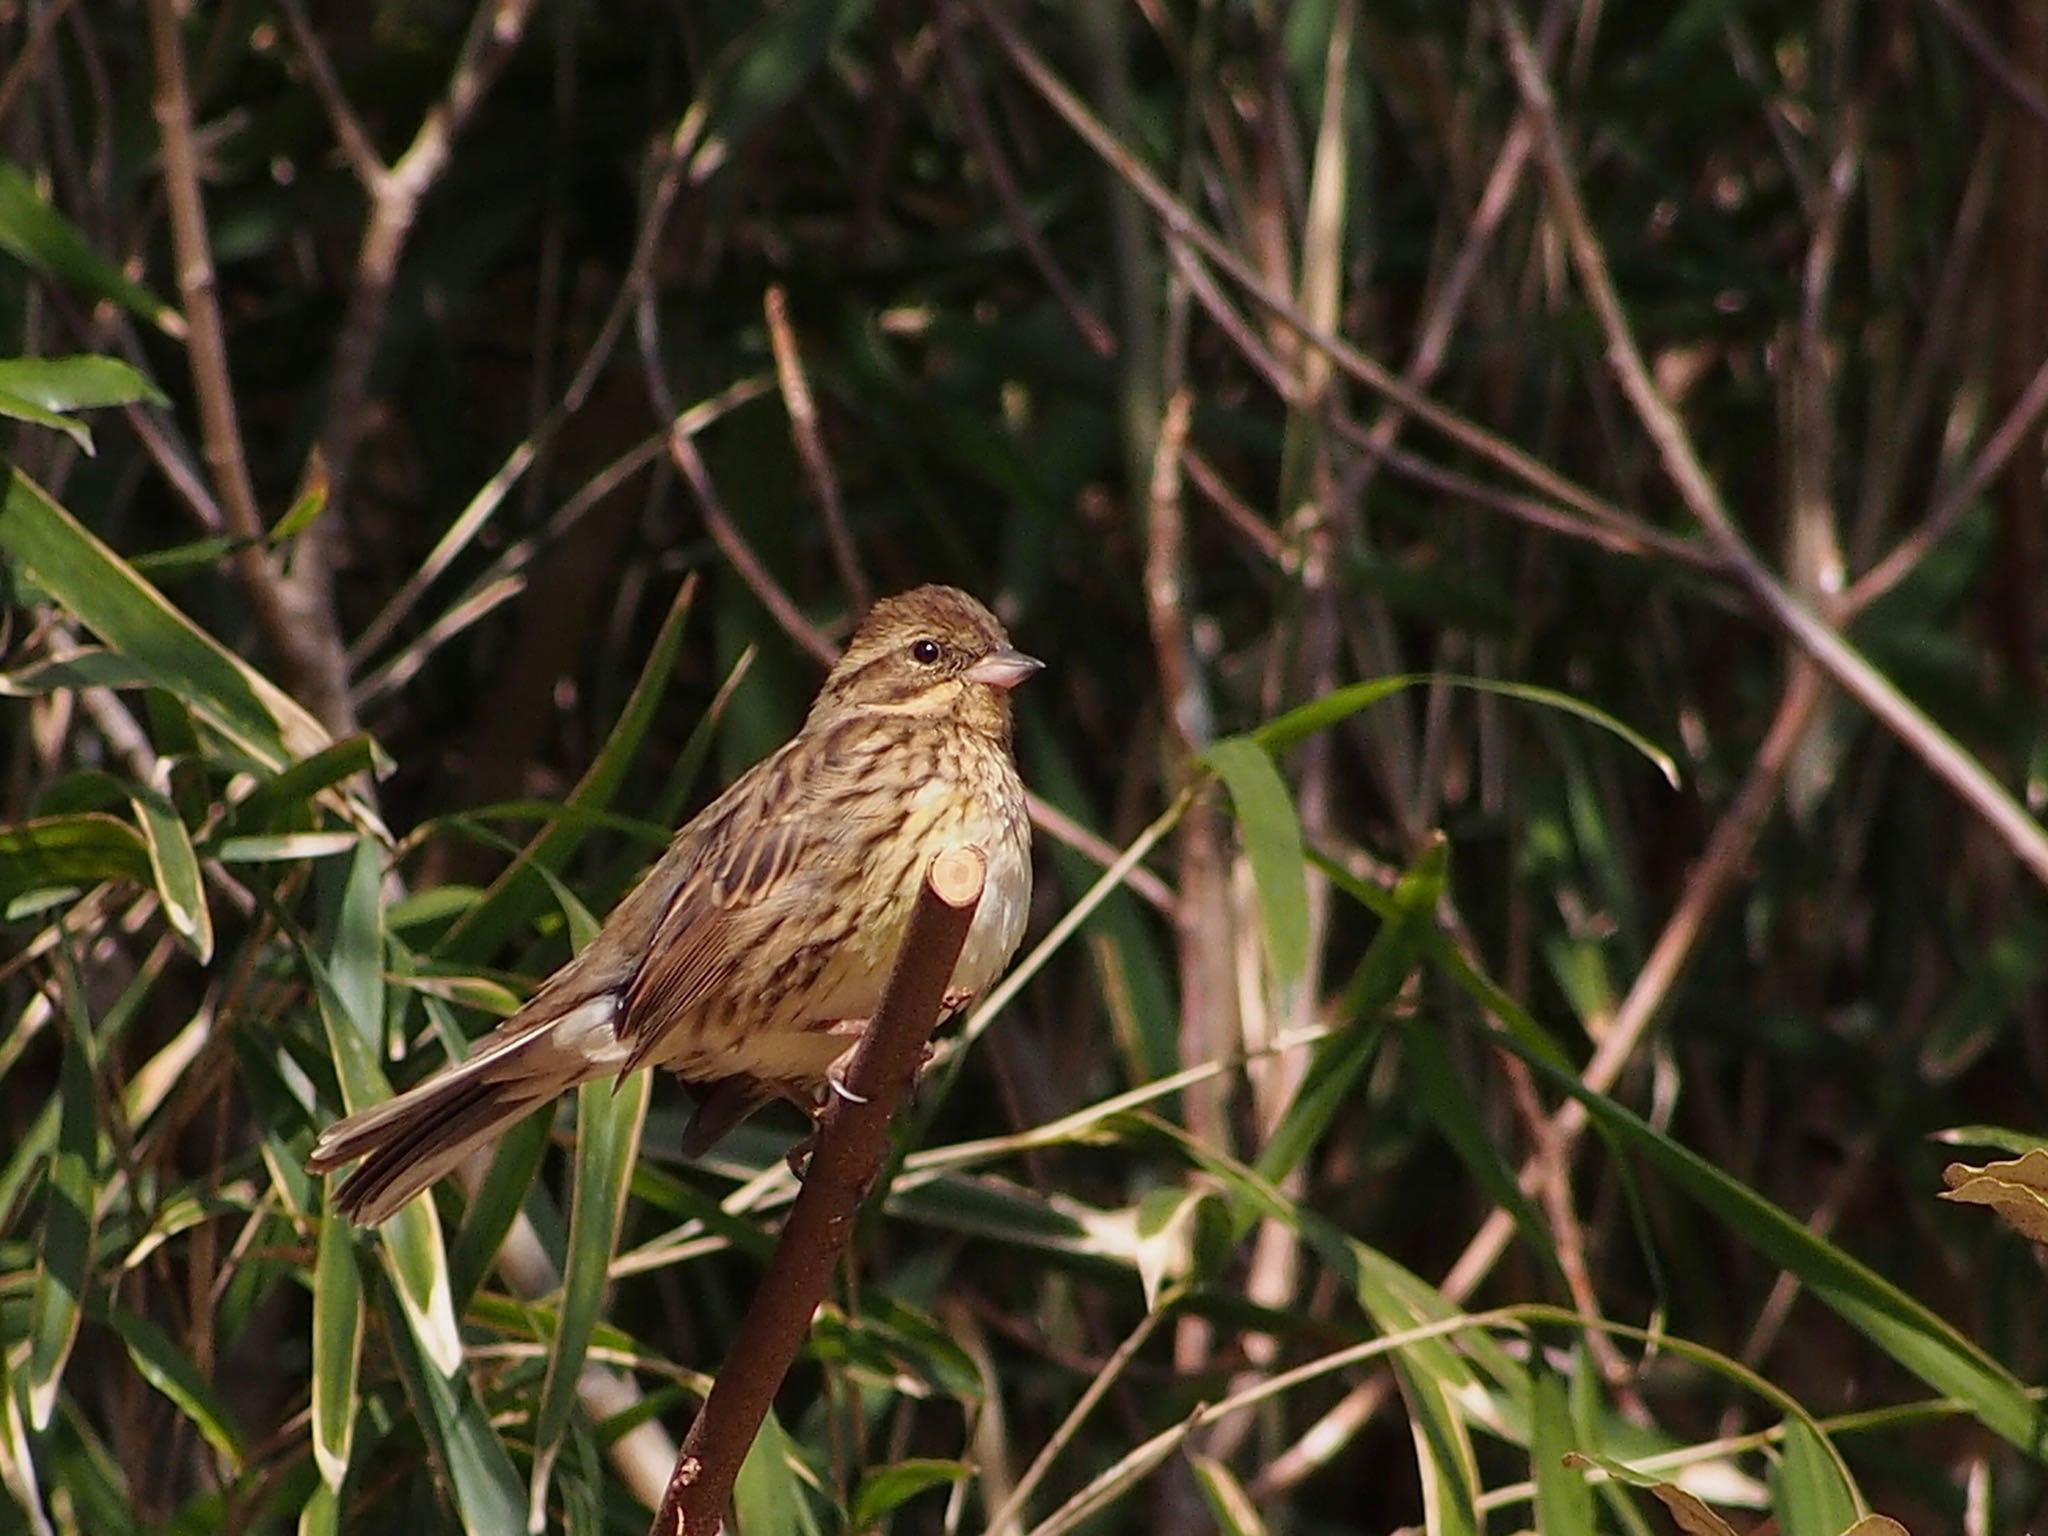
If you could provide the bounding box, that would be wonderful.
[613,741,829,1071]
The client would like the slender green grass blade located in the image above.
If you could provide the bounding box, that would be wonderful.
[1531,1363,1593,1536]
[1774,1417,1859,1536]
[102,1305,245,1466]
[527,1070,651,1531]
[377,1288,525,1536]
[26,952,97,1431]
[1254,673,1677,787]
[1202,735,1310,1001]
[310,1195,364,1490]
[1254,834,1442,1190]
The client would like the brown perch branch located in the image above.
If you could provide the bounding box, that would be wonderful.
[649,846,987,1536]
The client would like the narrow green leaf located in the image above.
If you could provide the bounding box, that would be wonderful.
[1188,1453,1270,1536]
[1774,1418,1859,1536]
[732,1410,823,1536]
[0,388,91,449]
[1201,736,1310,1000]
[310,1198,364,1490]
[0,814,149,909]
[125,779,212,961]
[378,1287,526,1536]
[0,469,329,769]
[103,1305,246,1466]
[0,354,167,412]
[1395,1353,1484,1536]
[1531,1363,1593,1536]
[1,1354,54,1536]
[528,1070,652,1531]
[848,1459,970,1527]
[297,1480,340,1536]
[1255,674,1678,786]
[0,165,182,333]
[1405,1020,1561,1288]
[303,938,464,1378]
[26,952,97,1431]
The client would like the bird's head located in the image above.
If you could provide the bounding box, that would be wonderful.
[809,584,1043,739]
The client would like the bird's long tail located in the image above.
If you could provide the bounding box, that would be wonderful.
[307,996,621,1224]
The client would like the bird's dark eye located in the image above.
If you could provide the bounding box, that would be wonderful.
[909,638,943,666]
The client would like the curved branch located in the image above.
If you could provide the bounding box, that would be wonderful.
[650,847,987,1536]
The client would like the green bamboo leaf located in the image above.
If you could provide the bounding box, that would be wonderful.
[528,1070,651,1531]
[125,779,212,962]
[0,387,91,450]
[310,1197,364,1490]
[849,1459,970,1527]
[1,1353,53,1536]
[1774,1418,1859,1536]
[732,1410,823,1536]
[1254,834,1443,1189]
[0,354,167,412]
[297,1480,340,1536]
[1188,1453,1269,1536]
[103,1305,245,1467]
[225,735,389,831]
[1254,674,1678,787]
[1511,1039,2048,1453]
[377,1288,525,1536]
[0,814,149,911]
[303,932,464,1378]
[1531,1364,1593,1536]
[0,469,330,770]
[0,165,182,333]
[1201,735,1310,1000]
[25,956,96,1431]
[1395,1352,1484,1536]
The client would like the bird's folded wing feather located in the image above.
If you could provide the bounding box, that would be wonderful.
[614,741,824,1072]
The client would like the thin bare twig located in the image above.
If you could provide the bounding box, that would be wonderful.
[764,286,871,609]
[651,849,986,1536]
[935,3,1117,360]
[1491,0,2048,892]
[144,0,347,729]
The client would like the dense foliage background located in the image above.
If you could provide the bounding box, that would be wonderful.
[3,1,2046,1532]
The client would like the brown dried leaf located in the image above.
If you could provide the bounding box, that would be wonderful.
[1939,1149,2048,1244]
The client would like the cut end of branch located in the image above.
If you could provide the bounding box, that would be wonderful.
[928,846,987,908]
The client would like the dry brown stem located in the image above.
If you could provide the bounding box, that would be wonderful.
[650,848,987,1536]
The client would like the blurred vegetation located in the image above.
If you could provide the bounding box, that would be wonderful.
[3,1,2047,1533]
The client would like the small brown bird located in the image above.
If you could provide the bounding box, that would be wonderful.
[309,585,1039,1223]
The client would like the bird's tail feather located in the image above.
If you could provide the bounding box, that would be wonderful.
[308,996,619,1224]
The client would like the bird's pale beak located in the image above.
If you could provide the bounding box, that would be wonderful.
[966,649,1046,691]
